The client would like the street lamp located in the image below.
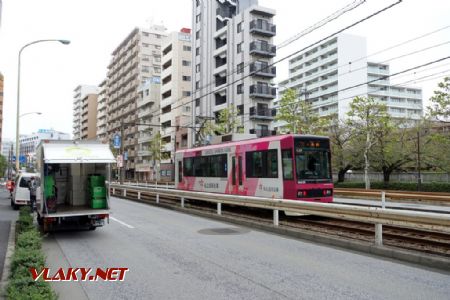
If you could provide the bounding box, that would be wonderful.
[20,111,42,118]
[16,39,70,172]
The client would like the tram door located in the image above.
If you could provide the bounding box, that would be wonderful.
[230,155,243,194]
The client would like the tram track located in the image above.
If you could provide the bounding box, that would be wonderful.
[113,189,450,258]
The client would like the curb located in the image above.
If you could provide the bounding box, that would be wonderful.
[0,221,16,298]
[121,195,450,273]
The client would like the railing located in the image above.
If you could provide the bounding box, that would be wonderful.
[110,184,450,246]
[249,41,276,57]
[249,19,276,36]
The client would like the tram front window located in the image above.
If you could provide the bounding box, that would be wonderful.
[295,139,331,181]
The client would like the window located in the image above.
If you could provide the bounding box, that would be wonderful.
[237,42,242,53]
[237,63,244,74]
[196,47,200,56]
[196,14,201,22]
[246,149,278,178]
[237,84,243,94]
[196,31,200,40]
[196,64,201,73]
[195,81,200,89]
[155,57,161,62]
[142,43,149,48]
[182,60,191,66]
[237,22,242,33]
[183,45,191,51]
[154,67,161,73]
[183,154,227,177]
[143,32,149,37]
[237,104,244,115]
[155,45,161,50]
[195,98,200,107]
[196,0,200,7]
[178,161,183,182]
[282,150,294,180]
[182,91,191,97]
[155,34,161,39]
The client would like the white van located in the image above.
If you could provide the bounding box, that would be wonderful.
[11,172,40,210]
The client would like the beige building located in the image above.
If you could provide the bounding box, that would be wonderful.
[81,93,98,140]
[96,79,108,142]
[0,72,3,150]
[159,28,192,179]
[106,25,167,179]
[73,85,99,140]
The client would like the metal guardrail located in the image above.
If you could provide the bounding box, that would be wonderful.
[334,188,450,202]
[110,184,450,246]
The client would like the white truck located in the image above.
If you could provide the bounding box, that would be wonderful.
[35,140,116,232]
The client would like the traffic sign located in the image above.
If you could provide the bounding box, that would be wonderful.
[113,134,121,149]
[12,155,26,163]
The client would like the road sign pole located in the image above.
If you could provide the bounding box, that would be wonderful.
[120,119,125,185]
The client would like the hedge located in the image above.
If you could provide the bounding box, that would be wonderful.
[6,207,56,300]
[334,181,450,192]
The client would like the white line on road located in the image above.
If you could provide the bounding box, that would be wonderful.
[110,216,135,229]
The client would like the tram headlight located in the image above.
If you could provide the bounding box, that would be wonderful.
[323,189,333,196]
[297,190,308,197]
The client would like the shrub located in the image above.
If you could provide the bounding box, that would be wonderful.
[334,181,450,192]
[16,230,42,251]
[17,207,34,233]
[7,276,56,300]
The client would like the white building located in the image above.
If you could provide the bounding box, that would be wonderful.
[160,28,192,178]
[135,77,161,181]
[73,85,99,140]
[191,0,277,145]
[96,79,108,142]
[277,34,423,124]
[19,129,70,163]
[1,138,14,159]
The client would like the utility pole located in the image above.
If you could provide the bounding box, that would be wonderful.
[417,130,421,191]
[120,119,125,185]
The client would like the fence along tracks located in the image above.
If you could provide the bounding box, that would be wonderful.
[334,188,450,203]
[110,184,450,257]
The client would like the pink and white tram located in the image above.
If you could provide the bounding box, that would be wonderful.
[175,134,333,202]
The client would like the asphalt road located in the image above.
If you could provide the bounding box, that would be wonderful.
[44,196,450,300]
[0,187,17,280]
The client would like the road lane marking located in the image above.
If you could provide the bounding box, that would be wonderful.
[110,217,135,229]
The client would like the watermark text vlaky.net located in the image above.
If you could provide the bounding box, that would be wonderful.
[30,267,129,282]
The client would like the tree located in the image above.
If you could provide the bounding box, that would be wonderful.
[214,106,241,135]
[346,97,390,189]
[328,116,361,182]
[370,118,414,185]
[428,77,450,120]
[149,131,169,180]
[0,155,7,178]
[275,88,329,135]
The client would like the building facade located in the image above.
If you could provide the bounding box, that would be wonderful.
[96,79,108,142]
[80,93,98,140]
[160,28,192,180]
[0,72,3,151]
[106,25,167,179]
[73,85,99,140]
[135,77,161,181]
[191,0,277,146]
[278,34,423,124]
[19,129,70,164]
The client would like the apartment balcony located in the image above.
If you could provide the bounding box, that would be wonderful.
[138,135,153,144]
[249,107,276,120]
[249,19,276,37]
[249,62,276,78]
[249,41,276,57]
[138,150,151,157]
[216,6,235,20]
[217,0,237,6]
[249,84,276,99]
[249,129,276,137]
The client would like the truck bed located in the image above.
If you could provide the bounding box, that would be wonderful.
[42,204,109,218]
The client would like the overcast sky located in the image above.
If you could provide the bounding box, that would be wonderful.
[1,0,449,140]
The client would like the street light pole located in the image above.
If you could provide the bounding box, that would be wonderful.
[15,39,70,173]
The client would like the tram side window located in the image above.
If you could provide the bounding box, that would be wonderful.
[184,154,227,177]
[246,149,278,178]
[183,157,194,176]
[282,150,294,180]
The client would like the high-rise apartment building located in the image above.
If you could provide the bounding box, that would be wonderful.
[73,85,99,140]
[0,72,3,150]
[106,25,167,179]
[278,34,423,123]
[80,93,98,140]
[191,0,277,145]
[160,28,192,179]
[96,79,108,142]
[135,77,161,181]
